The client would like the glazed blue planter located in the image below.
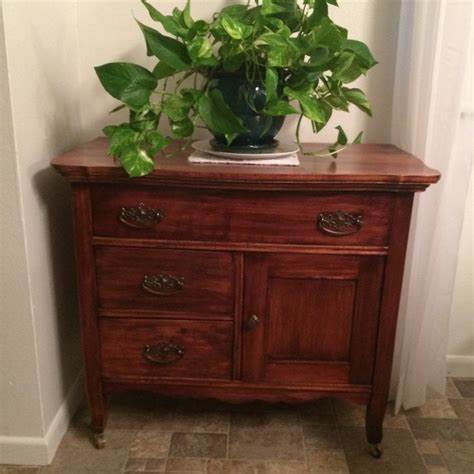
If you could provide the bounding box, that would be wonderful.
[209,72,285,152]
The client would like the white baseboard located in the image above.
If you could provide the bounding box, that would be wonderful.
[0,372,84,466]
[447,355,474,378]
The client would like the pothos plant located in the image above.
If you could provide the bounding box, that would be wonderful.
[95,0,377,177]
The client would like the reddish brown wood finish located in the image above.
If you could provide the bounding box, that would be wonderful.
[70,184,106,443]
[91,186,393,246]
[52,139,439,452]
[95,246,234,314]
[99,318,233,380]
[366,193,415,445]
[242,254,384,386]
[52,138,439,191]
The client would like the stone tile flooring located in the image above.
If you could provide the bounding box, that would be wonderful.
[1,378,473,473]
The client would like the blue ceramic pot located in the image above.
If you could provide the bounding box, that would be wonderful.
[209,72,285,152]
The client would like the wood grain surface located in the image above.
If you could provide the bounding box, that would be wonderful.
[52,137,440,191]
[53,138,439,450]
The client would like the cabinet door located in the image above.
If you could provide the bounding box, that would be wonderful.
[242,253,384,386]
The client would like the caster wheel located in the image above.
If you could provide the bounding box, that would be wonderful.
[93,433,106,449]
[368,443,382,458]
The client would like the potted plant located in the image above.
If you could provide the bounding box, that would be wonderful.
[95,0,377,177]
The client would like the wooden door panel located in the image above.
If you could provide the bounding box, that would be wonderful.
[242,253,384,386]
[266,278,356,361]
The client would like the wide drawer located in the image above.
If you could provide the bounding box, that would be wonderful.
[99,318,233,380]
[91,186,393,247]
[95,247,234,314]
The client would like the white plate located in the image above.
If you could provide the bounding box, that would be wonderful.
[191,139,300,160]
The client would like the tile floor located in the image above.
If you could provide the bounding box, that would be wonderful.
[2,378,473,474]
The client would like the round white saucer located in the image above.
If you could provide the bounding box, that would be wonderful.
[192,139,300,160]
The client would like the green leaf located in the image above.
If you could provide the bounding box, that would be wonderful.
[163,94,193,121]
[265,68,278,105]
[109,104,127,114]
[342,39,377,68]
[95,62,157,109]
[187,20,209,39]
[225,133,239,145]
[198,89,248,135]
[267,45,295,68]
[309,17,344,51]
[284,87,328,124]
[331,52,355,80]
[137,21,191,71]
[327,0,339,5]
[335,125,348,145]
[103,125,118,139]
[105,125,137,157]
[255,32,289,48]
[353,131,363,144]
[265,17,291,36]
[152,62,178,80]
[342,87,372,116]
[262,0,289,15]
[328,145,338,157]
[171,117,194,138]
[335,63,365,83]
[220,4,248,19]
[120,145,155,177]
[180,88,204,104]
[308,47,330,66]
[223,53,245,72]
[146,130,171,154]
[141,0,183,36]
[307,0,328,29]
[324,95,349,111]
[187,37,214,61]
[182,0,194,28]
[264,100,298,116]
[220,14,253,40]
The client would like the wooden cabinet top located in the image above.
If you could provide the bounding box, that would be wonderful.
[52,137,440,192]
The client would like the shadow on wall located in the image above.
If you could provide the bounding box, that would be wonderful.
[33,166,83,400]
[363,0,402,143]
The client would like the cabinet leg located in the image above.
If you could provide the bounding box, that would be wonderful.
[365,395,386,458]
[93,432,106,449]
[89,393,108,449]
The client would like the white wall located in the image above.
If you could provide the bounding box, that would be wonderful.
[1,0,84,465]
[0,0,44,444]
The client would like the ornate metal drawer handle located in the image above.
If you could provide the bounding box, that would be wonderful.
[142,273,185,296]
[119,203,164,229]
[317,211,363,236]
[143,343,185,365]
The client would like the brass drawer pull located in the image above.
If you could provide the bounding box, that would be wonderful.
[143,343,185,364]
[245,314,260,330]
[142,273,185,296]
[317,211,363,236]
[119,203,164,229]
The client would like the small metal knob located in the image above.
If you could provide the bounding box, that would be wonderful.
[245,314,260,330]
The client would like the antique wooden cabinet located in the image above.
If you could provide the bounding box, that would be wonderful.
[52,139,439,455]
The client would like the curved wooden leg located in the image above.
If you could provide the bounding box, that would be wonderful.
[366,394,386,458]
[93,432,106,449]
[89,392,108,449]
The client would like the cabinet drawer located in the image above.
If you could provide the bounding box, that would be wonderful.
[99,319,233,380]
[91,186,393,246]
[95,247,234,314]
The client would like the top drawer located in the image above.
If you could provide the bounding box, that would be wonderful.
[91,186,393,247]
